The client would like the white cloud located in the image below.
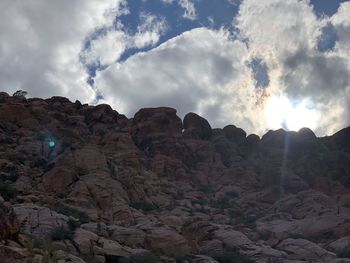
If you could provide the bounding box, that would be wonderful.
[331,2,350,56]
[80,12,167,70]
[0,0,124,101]
[134,13,168,48]
[162,0,175,4]
[236,0,322,57]
[179,0,197,20]
[93,0,350,136]
[235,0,350,135]
[161,0,197,20]
[95,28,263,132]
[1,0,349,136]
[81,30,129,66]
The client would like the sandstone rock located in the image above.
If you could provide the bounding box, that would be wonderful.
[53,250,86,263]
[182,219,218,248]
[1,95,350,263]
[328,236,350,254]
[81,222,109,237]
[83,103,119,124]
[0,245,26,263]
[277,238,336,261]
[0,92,10,99]
[41,166,79,193]
[108,226,146,248]
[0,201,19,240]
[73,228,99,255]
[183,112,212,140]
[95,237,130,257]
[213,227,252,249]
[131,107,183,156]
[331,126,350,150]
[13,204,68,239]
[145,227,190,256]
[191,255,219,263]
[246,134,260,145]
[223,125,246,142]
[199,239,223,259]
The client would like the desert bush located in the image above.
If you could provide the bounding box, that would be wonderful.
[131,201,156,212]
[215,247,254,263]
[118,252,159,263]
[211,196,231,209]
[0,179,17,201]
[337,243,350,258]
[49,225,74,241]
[12,90,28,98]
[49,204,89,223]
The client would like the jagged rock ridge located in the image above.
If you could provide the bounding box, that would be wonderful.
[0,91,350,263]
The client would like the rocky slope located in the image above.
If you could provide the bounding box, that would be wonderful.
[0,91,350,263]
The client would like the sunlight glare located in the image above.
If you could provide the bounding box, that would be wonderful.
[265,95,319,131]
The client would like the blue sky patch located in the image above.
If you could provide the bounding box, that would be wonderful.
[250,58,270,89]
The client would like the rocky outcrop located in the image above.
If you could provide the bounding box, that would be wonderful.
[0,201,19,241]
[183,112,212,140]
[0,92,350,262]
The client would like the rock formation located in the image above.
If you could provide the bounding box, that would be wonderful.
[0,91,350,262]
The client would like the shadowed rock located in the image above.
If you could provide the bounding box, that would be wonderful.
[183,112,212,140]
[223,125,246,143]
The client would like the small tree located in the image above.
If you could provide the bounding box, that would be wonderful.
[12,90,28,98]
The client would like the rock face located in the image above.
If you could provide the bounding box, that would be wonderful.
[0,201,19,240]
[183,112,212,140]
[0,92,350,262]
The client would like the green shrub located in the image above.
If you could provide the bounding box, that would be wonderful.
[131,201,156,212]
[173,190,184,199]
[337,248,350,258]
[49,225,74,241]
[12,90,28,98]
[211,196,231,209]
[0,179,17,201]
[118,252,159,263]
[0,166,19,182]
[49,204,89,223]
[67,218,81,231]
[216,248,254,263]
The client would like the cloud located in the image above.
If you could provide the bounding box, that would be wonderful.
[95,28,264,132]
[1,0,349,136]
[0,0,124,101]
[179,0,197,20]
[133,12,168,48]
[80,12,167,68]
[81,30,129,67]
[93,0,350,136]
[235,0,350,135]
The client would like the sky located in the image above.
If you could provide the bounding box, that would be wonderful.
[1,0,350,136]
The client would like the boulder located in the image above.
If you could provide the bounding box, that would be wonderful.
[223,125,246,142]
[276,238,336,261]
[0,245,27,263]
[132,107,183,156]
[73,228,99,255]
[183,112,212,140]
[108,226,146,248]
[0,201,19,240]
[328,236,350,255]
[145,227,190,256]
[13,204,68,239]
[213,227,252,249]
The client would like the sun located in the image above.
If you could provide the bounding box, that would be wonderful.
[265,95,319,131]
